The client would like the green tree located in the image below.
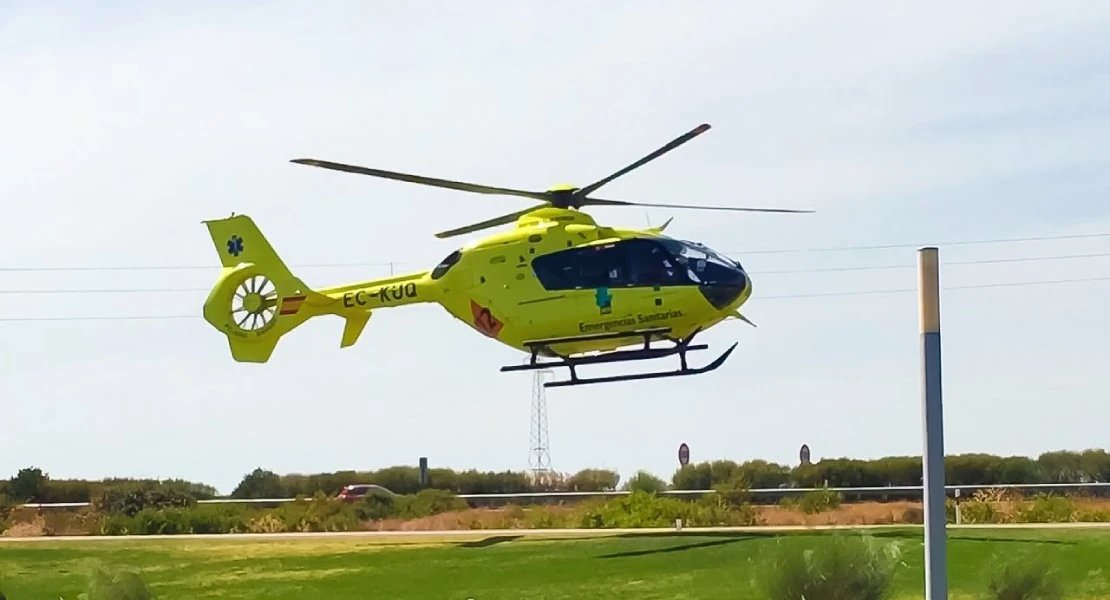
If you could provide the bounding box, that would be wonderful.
[566,469,620,491]
[8,467,48,503]
[231,468,285,499]
[622,470,667,493]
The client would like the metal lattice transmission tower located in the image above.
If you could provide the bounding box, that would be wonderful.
[528,366,554,484]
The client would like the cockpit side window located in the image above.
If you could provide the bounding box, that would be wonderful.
[430,249,462,280]
[657,238,743,285]
[531,239,692,290]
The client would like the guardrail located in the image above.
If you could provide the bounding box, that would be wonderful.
[17,481,1110,509]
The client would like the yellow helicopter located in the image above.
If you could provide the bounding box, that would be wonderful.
[200,123,813,387]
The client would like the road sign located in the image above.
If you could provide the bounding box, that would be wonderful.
[678,443,690,466]
[800,444,811,466]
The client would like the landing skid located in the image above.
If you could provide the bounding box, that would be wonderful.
[501,327,737,388]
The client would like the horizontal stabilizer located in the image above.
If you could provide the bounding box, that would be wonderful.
[341,312,372,348]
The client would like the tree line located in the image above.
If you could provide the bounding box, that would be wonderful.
[3,449,1108,504]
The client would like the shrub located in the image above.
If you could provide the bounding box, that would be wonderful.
[247,513,287,533]
[94,482,196,517]
[527,505,573,528]
[573,489,760,528]
[393,488,468,519]
[99,504,253,535]
[183,504,250,534]
[565,468,620,491]
[1074,508,1110,522]
[799,486,842,514]
[355,491,398,521]
[77,561,153,600]
[622,470,668,493]
[983,551,1063,600]
[712,473,752,509]
[272,492,362,532]
[959,498,1004,524]
[497,504,527,528]
[753,533,903,600]
[578,490,692,528]
[1015,495,1075,524]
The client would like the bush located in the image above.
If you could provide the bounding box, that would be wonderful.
[574,489,759,529]
[799,486,842,514]
[565,469,620,492]
[77,561,153,600]
[94,482,196,517]
[983,551,1063,600]
[578,490,692,528]
[99,504,252,535]
[959,498,1004,524]
[1015,495,1075,523]
[393,489,468,519]
[713,474,752,509]
[622,470,668,493]
[526,505,574,528]
[272,492,361,532]
[355,491,398,521]
[754,533,903,600]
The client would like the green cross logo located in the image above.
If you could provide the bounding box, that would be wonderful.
[595,287,612,314]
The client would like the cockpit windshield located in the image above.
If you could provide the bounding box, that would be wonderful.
[657,238,744,285]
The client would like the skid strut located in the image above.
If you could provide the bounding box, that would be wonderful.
[500,327,738,388]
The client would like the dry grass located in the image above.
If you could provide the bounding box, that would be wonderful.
[758,501,924,526]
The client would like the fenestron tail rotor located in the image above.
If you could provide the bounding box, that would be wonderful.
[291,122,814,238]
[230,274,278,333]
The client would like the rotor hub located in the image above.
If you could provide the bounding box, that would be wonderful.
[243,292,264,314]
[545,186,580,209]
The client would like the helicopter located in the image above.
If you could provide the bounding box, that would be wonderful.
[200,123,813,388]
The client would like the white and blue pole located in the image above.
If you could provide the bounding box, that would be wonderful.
[918,246,948,599]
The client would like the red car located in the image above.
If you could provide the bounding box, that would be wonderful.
[336,484,395,502]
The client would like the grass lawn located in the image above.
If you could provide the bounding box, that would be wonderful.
[2,527,1110,599]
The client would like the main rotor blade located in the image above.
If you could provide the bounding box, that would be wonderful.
[434,204,551,239]
[583,197,815,213]
[291,159,551,201]
[575,123,712,198]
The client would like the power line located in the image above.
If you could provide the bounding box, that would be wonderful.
[2,252,1107,296]
[751,251,1110,275]
[733,232,1110,255]
[0,231,1105,273]
[760,276,1110,299]
[0,275,1106,323]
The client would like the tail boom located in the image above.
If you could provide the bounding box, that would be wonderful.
[201,213,437,363]
[319,271,437,312]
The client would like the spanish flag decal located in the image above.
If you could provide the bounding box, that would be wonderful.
[280,295,306,315]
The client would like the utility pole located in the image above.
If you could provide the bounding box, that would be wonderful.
[918,246,948,600]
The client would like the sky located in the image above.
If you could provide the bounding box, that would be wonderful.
[1,1,1108,495]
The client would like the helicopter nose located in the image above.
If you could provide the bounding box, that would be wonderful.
[698,269,749,310]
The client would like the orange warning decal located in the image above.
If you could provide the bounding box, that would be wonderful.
[470,299,504,338]
[279,295,306,315]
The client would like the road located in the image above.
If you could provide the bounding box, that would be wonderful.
[3,522,1110,543]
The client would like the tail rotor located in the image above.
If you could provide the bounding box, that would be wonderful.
[230,274,279,333]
